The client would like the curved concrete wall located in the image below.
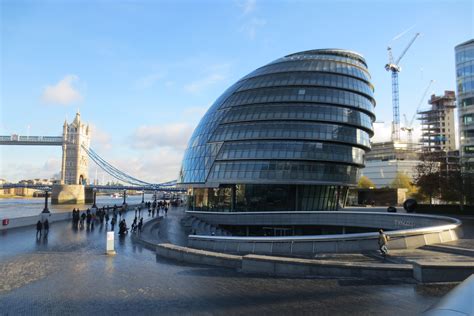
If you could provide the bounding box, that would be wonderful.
[187,212,462,255]
[187,211,457,230]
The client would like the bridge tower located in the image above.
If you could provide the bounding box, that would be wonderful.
[60,112,91,185]
[52,112,91,204]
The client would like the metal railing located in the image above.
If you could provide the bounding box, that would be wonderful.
[0,135,63,145]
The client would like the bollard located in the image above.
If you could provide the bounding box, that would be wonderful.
[106,231,116,255]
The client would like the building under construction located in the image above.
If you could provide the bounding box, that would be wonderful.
[419,91,457,153]
[418,90,460,181]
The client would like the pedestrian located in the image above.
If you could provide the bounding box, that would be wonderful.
[137,217,143,234]
[105,213,110,225]
[378,229,390,256]
[131,216,138,233]
[36,220,43,238]
[43,219,49,237]
[111,217,116,231]
[86,212,92,228]
[119,219,128,236]
[80,212,86,227]
[164,207,168,216]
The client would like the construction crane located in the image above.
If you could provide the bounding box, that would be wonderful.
[385,32,420,142]
[401,79,435,149]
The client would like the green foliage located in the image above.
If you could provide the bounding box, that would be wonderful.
[390,172,417,197]
[358,176,375,189]
[413,160,441,205]
[390,172,412,189]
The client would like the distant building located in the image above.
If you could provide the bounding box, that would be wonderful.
[455,39,474,204]
[419,91,457,153]
[361,141,420,188]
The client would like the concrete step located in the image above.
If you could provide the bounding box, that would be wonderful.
[422,244,474,257]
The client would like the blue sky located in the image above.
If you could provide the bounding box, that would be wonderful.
[1,0,473,183]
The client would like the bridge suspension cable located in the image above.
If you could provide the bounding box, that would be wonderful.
[82,145,176,189]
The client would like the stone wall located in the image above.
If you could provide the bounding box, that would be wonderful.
[51,184,85,204]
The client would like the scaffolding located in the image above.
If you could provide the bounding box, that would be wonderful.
[418,91,456,153]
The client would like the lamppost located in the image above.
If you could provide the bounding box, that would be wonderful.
[40,189,51,222]
[92,188,97,209]
[42,190,50,213]
[122,189,127,205]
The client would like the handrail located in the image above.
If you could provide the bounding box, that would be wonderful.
[187,212,461,242]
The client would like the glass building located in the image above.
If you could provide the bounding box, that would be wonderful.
[179,49,376,212]
[455,39,474,203]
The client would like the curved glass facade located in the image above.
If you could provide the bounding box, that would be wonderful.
[179,49,375,212]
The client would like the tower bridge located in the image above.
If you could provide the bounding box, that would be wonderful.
[0,112,181,204]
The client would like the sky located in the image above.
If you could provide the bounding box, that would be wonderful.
[1,0,473,183]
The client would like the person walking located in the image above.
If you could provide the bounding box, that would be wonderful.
[43,219,49,237]
[131,217,137,233]
[80,212,86,228]
[36,220,43,239]
[137,217,143,234]
[378,229,390,256]
[110,217,116,231]
[86,212,92,229]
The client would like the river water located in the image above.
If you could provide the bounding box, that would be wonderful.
[0,194,155,219]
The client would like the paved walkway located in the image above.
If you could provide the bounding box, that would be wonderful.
[0,206,463,315]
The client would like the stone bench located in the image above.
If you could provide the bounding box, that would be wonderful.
[156,243,242,269]
[413,261,474,283]
[241,254,412,279]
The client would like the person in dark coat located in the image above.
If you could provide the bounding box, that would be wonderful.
[137,218,143,234]
[80,212,86,228]
[36,220,42,239]
[43,219,49,237]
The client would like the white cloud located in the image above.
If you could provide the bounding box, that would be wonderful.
[372,122,423,144]
[184,73,226,93]
[134,72,165,89]
[89,147,184,184]
[2,158,61,182]
[372,122,392,143]
[86,147,184,184]
[240,17,266,40]
[237,0,256,15]
[89,124,112,151]
[131,122,195,150]
[42,75,82,105]
[184,63,230,93]
[183,105,209,119]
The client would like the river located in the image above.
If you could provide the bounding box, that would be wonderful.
[0,194,155,219]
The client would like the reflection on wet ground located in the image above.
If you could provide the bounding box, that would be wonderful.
[0,207,453,315]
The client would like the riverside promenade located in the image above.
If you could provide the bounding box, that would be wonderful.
[0,206,467,315]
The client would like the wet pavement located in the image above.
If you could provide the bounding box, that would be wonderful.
[0,206,457,315]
